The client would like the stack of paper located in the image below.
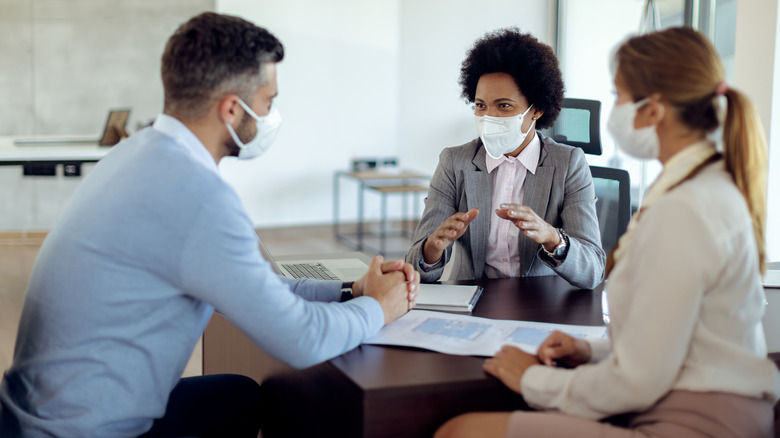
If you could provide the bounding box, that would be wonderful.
[414,283,483,313]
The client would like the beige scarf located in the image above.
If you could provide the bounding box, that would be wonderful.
[606,141,721,277]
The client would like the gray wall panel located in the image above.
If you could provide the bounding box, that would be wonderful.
[0,0,214,136]
[0,20,34,134]
[0,0,32,19]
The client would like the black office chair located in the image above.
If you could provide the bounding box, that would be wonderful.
[589,165,631,255]
[540,98,602,155]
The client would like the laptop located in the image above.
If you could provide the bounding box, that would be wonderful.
[257,237,369,282]
[764,262,780,289]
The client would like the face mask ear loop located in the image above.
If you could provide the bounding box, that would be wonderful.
[237,99,262,120]
[225,122,244,149]
[226,99,260,151]
[635,96,665,124]
[520,118,537,137]
[655,102,665,124]
[519,104,535,136]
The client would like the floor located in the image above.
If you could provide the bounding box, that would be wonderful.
[0,224,414,378]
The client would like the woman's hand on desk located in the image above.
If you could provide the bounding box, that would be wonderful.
[537,330,592,368]
[483,345,541,394]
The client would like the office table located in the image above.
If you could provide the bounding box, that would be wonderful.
[0,137,109,176]
[203,275,604,438]
[333,169,430,255]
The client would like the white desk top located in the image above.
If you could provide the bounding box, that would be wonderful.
[0,136,111,162]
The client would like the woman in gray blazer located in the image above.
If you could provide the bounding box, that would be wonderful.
[405,28,605,289]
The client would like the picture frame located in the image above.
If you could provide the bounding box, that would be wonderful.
[98,108,131,146]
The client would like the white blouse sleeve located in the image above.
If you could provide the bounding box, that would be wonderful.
[520,196,723,419]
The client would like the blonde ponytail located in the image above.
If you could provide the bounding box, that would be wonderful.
[723,88,768,274]
[616,27,768,274]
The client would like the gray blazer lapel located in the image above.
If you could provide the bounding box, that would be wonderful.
[465,146,492,279]
[519,144,554,275]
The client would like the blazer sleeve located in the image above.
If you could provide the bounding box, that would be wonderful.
[538,147,605,289]
[405,148,459,282]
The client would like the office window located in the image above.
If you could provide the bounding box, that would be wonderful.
[557,0,738,208]
[711,0,738,82]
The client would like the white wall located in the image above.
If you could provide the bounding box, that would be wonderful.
[555,0,780,350]
[0,0,213,231]
[557,0,644,161]
[1,0,554,231]
[216,0,555,228]
[558,0,658,204]
[216,0,402,227]
[732,0,780,352]
[0,164,96,230]
[770,5,780,266]
[397,0,556,178]
[734,0,780,263]
[0,0,213,137]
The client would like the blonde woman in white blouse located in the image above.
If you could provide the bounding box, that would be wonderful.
[436,26,779,438]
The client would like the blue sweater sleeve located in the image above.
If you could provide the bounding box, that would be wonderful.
[177,191,383,369]
[276,270,344,302]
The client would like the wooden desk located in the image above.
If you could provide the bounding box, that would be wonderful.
[203,276,603,438]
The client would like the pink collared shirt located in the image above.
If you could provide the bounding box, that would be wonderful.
[484,135,541,278]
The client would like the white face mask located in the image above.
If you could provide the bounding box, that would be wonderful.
[606,98,663,160]
[475,104,536,159]
[226,99,281,160]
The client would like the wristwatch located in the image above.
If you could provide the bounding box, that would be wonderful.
[543,228,569,261]
[340,282,354,302]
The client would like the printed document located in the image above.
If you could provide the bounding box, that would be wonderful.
[365,310,607,357]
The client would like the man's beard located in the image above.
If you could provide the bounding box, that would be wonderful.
[225,112,256,157]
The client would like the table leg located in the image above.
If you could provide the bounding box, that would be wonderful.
[402,191,409,238]
[333,172,340,241]
[413,192,420,236]
[380,192,387,256]
[357,181,364,251]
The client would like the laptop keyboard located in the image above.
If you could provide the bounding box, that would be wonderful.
[281,263,340,280]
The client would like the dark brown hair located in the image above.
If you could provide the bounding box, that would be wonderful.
[161,12,284,120]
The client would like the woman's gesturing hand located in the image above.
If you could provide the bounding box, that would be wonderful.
[423,208,479,264]
[495,203,559,252]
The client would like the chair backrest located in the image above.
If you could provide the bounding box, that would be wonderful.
[589,165,631,255]
[540,98,602,155]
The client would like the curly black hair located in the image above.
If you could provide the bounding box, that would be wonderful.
[459,27,564,129]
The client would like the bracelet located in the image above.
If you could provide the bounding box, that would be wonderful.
[543,228,569,260]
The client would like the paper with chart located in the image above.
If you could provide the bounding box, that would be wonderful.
[365,310,607,357]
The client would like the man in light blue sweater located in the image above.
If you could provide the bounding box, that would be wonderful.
[0,12,418,438]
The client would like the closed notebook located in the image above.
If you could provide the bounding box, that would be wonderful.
[415,283,483,313]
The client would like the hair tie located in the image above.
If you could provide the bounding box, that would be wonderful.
[715,81,729,96]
